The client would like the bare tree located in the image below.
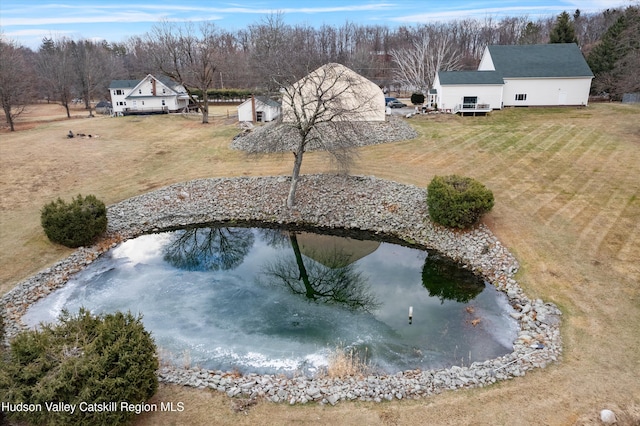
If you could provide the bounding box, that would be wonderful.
[70,40,122,116]
[279,63,383,208]
[0,38,35,131]
[390,33,461,93]
[243,63,383,208]
[148,21,221,123]
[37,37,75,118]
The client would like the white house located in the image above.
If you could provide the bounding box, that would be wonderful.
[282,63,386,123]
[237,96,281,123]
[109,74,190,116]
[433,44,594,114]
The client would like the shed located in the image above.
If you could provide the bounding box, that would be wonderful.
[237,96,281,123]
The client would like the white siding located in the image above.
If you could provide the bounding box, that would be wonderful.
[503,78,593,106]
[237,99,281,122]
[237,100,253,122]
[478,46,495,71]
[111,90,128,114]
[433,76,503,111]
[109,75,190,115]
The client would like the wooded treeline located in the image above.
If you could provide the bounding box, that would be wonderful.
[1,6,639,129]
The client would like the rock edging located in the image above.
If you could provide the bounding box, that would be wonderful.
[0,174,561,405]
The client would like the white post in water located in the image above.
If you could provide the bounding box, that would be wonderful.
[409,306,413,324]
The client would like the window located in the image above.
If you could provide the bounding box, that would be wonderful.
[161,100,166,106]
[515,94,527,101]
[114,89,124,95]
[139,89,142,94]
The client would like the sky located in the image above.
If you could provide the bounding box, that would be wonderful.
[1,0,635,49]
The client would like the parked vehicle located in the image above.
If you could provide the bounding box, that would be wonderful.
[387,100,407,108]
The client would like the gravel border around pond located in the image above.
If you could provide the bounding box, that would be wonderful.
[230,117,418,152]
[0,174,561,405]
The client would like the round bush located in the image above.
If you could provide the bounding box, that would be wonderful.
[0,308,158,426]
[41,194,107,247]
[427,175,495,228]
[411,92,425,105]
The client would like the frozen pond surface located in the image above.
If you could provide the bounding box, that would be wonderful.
[24,227,518,376]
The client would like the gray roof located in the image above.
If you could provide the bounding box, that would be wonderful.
[255,96,281,108]
[438,71,504,85]
[108,75,185,93]
[109,79,139,89]
[487,43,594,78]
[156,76,186,93]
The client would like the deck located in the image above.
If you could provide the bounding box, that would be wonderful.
[453,103,493,116]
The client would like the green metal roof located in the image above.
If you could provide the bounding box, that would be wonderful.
[487,43,594,78]
[438,71,504,85]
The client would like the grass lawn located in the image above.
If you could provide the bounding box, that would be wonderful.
[1,102,639,425]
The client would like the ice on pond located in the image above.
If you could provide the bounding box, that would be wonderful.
[23,227,518,376]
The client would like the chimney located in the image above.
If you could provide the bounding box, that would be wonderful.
[152,78,156,96]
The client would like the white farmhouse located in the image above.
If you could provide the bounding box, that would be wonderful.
[109,74,190,116]
[432,44,594,114]
[237,96,281,123]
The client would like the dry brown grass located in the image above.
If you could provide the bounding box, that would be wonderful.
[2,103,639,425]
[324,345,371,379]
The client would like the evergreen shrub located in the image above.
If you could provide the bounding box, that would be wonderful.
[427,175,494,228]
[0,308,158,426]
[411,93,425,105]
[41,194,107,247]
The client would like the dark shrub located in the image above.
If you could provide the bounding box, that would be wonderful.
[411,92,425,105]
[0,308,158,426]
[427,175,495,228]
[41,194,107,247]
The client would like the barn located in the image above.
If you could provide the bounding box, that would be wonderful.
[432,44,594,114]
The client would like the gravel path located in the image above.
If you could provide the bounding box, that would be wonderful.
[0,174,561,405]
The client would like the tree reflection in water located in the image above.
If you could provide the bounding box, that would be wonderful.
[163,227,255,271]
[262,231,380,312]
[421,252,485,303]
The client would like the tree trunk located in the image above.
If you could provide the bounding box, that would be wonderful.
[287,149,304,208]
[3,105,15,131]
[289,232,315,299]
[201,93,209,124]
[63,102,71,118]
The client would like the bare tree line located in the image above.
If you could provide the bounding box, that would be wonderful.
[1,6,638,130]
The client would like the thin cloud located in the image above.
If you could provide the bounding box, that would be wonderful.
[1,2,397,26]
[390,6,562,23]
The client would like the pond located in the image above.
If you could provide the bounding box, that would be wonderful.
[23,226,518,376]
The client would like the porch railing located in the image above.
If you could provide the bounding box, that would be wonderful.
[453,103,491,113]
